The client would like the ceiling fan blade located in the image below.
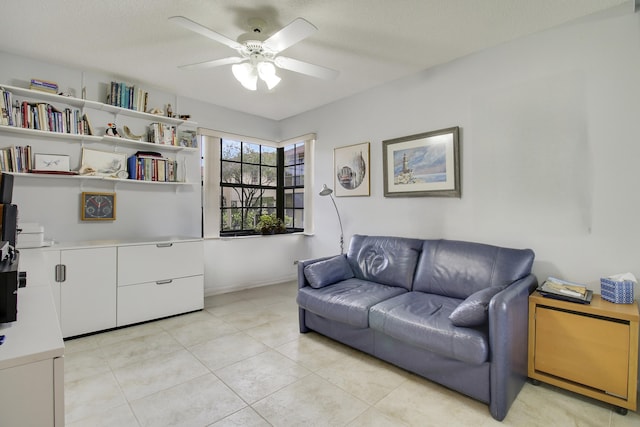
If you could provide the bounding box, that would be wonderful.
[263,18,317,53]
[178,57,245,70]
[275,56,339,80]
[169,16,243,51]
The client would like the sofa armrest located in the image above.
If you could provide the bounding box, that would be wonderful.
[488,274,538,421]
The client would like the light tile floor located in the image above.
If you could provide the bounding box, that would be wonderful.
[64,281,640,426]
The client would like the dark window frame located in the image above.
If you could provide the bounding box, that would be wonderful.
[220,139,304,236]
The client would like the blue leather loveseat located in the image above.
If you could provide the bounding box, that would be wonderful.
[297,235,537,421]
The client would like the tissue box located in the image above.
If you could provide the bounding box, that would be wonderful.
[600,278,635,304]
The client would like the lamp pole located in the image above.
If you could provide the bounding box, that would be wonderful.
[319,184,344,254]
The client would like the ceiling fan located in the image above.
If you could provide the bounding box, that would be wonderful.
[169,16,339,90]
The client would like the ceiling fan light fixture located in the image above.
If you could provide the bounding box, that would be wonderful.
[257,61,281,90]
[232,63,258,90]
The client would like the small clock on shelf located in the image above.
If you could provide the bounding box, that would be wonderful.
[81,192,116,221]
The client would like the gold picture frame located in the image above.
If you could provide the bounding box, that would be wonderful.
[81,192,116,221]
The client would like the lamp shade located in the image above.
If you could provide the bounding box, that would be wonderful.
[257,61,281,90]
[319,184,333,196]
[232,63,258,90]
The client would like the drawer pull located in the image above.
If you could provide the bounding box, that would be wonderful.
[156,243,173,248]
[156,279,173,285]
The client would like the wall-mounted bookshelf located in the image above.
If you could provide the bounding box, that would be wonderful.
[0,83,198,185]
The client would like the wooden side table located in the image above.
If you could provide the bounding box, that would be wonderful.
[528,291,639,414]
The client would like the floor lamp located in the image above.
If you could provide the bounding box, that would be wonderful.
[319,184,344,254]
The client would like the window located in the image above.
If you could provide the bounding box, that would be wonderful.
[200,130,314,238]
[219,139,304,236]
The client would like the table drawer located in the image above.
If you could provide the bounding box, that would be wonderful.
[534,306,630,398]
[117,275,203,326]
[118,241,203,286]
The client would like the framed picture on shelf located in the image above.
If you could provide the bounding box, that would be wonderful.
[334,142,370,197]
[80,148,127,178]
[81,192,116,221]
[33,153,70,172]
[383,127,460,198]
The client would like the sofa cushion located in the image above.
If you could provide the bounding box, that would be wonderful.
[448,286,505,327]
[369,292,490,365]
[347,234,423,290]
[297,278,407,328]
[413,239,534,299]
[304,255,354,289]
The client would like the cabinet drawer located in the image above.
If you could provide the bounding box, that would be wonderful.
[117,275,203,326]
[118,241,203,286]
[534,306,630,398]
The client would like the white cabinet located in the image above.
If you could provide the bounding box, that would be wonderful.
[117,240,204,326]
[46,247,117,338]
[41,238,203,337]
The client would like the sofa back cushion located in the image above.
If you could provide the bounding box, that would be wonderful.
[413,239,534,298]
[347,234,423,290]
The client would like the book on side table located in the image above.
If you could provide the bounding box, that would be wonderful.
[537,277,593,304]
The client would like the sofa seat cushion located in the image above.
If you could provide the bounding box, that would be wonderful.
[297,278,407,328]
[369,292,489,365]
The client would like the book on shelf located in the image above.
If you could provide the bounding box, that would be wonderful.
[107,81,148,112]
[29,78,58,94]
[148,122,176,145]
[0,87,90,135]
[0,145,32,173]
[538,277,593,304]
[127,151,178,182]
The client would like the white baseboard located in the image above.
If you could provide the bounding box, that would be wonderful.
[204,275,296,297]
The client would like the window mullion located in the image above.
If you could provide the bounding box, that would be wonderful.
[276,147,285,222]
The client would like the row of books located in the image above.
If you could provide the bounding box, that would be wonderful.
[148,122,176,145]
[0,146,181,182]
[0,145,32,173]
[29,78,58,94]
[127,152,179,182]
[1,88,93,134]
[107,81,148,112]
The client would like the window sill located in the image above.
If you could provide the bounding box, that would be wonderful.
[204,232,312,241]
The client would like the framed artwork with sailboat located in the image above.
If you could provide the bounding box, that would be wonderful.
[382,127,460,198]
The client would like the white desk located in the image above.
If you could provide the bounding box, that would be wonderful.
[0,283,65,426]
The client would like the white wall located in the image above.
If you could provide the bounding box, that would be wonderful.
[0,51,310,296]
[280,6,640,296]
[177,94,312,296]
[0,51,202,242]
[4,5,640,297]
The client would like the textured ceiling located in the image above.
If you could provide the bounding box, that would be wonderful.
[0,0,629,120]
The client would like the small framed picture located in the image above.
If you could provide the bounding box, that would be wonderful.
[383,127,460,198]
[81,192,116,221]
[34,153,70,172]
[334,142,370,197]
